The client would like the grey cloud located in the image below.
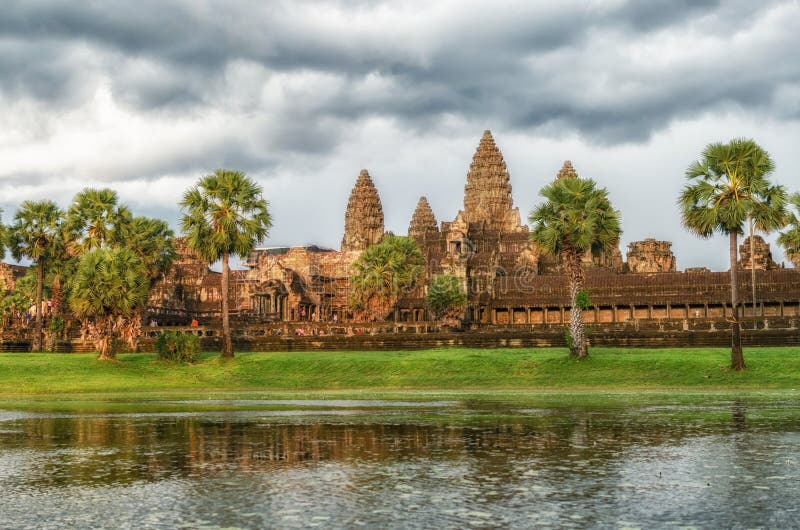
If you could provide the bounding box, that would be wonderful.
[0,0,798,153]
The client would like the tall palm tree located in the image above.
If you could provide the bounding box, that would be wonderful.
[180,169,272,358]
[679,138,788,370]
[66,188,131,253]
[350,235,424,323]
[529,177,621,358]
[778,193,800,268]
[69,248,149,360]
[7,201,65,351]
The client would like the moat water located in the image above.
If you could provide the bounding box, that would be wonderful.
[1,392,799,529]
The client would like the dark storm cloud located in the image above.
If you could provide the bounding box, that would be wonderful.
[0,0,797,149]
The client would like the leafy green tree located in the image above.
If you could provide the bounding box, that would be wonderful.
[69,248,149,360]
[679,138,788,370]
[350,235,425,323]
[7,200,65,351]
[778,193,800,268]
[180,169,272,358]
[529,177,621,358]
[426,274,468,324]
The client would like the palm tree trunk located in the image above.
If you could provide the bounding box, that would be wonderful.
[730,231,744,370]
[97,317,114,360]
[34,260,44,352]
[220,252,234,358]
[564,250,588,358]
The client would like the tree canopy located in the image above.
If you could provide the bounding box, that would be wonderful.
[350,235,425,322]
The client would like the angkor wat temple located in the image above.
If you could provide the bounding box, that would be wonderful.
[2,130,798,336]
[138,130,798,329]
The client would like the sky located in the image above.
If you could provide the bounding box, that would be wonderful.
[1,0,799,271]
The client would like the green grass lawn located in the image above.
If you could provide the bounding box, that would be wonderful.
[0,346,799,395]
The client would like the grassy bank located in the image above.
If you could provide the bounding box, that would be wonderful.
[0,346,799,395]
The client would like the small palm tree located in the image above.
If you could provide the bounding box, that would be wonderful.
[350,235,425,323]
[7,200,65,351]
[69,248,149,360]
[778,193,800,268]
[180,169,272,358]
[529,176,621,358]
[679,138,788,370]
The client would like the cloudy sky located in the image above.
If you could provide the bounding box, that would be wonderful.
[2,0,799,270]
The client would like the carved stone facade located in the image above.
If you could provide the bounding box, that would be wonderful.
[341,169,385,252]
[739,235,778,270]
[626,239,677,273]
[0,263,25,293]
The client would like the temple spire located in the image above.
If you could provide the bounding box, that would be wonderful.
[462,130,520,231]
[341,169,384,252]
[556,160,578,181]
[408,196,439,241]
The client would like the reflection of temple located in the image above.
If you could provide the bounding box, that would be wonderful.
[5,131,795,327]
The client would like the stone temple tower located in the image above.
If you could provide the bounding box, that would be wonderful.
[462,130,522,232]
[408,196,439,242]
[341,169,385,252]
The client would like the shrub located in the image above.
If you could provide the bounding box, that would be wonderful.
[156,330,200,363]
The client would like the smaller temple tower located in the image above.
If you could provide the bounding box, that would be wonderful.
[408,196,439,242]
[341,169,385,252]
[739,235,778,270]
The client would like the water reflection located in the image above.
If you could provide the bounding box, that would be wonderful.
[1,399,799,529]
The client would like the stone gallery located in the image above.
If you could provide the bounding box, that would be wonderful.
[128,130,799,329]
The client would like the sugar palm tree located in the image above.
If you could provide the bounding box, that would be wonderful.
[69,248,149,360]
[66,188,131,253]
[679,139,788,370]
[180,169,272,358]
[529,177,621,358]
[7,201,65,351]
[778,193,800,267]
[121,216,177,285]
[350,235,425,323]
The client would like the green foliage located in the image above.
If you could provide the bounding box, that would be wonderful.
[69,248,149,320]
[350,235,425,320]
[575,289,592,310]
[0,292,30,317]
[529,177,622,257]
[180,169,272,263]
[155,330,200,363]
[679,139,788,238]
[65,188,130,253]
[48,316,65,333]
[778,193,800,267]
[426,274,467,322]
[121,216,177,282]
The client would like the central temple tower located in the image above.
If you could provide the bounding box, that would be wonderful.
[462,130,523,232]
